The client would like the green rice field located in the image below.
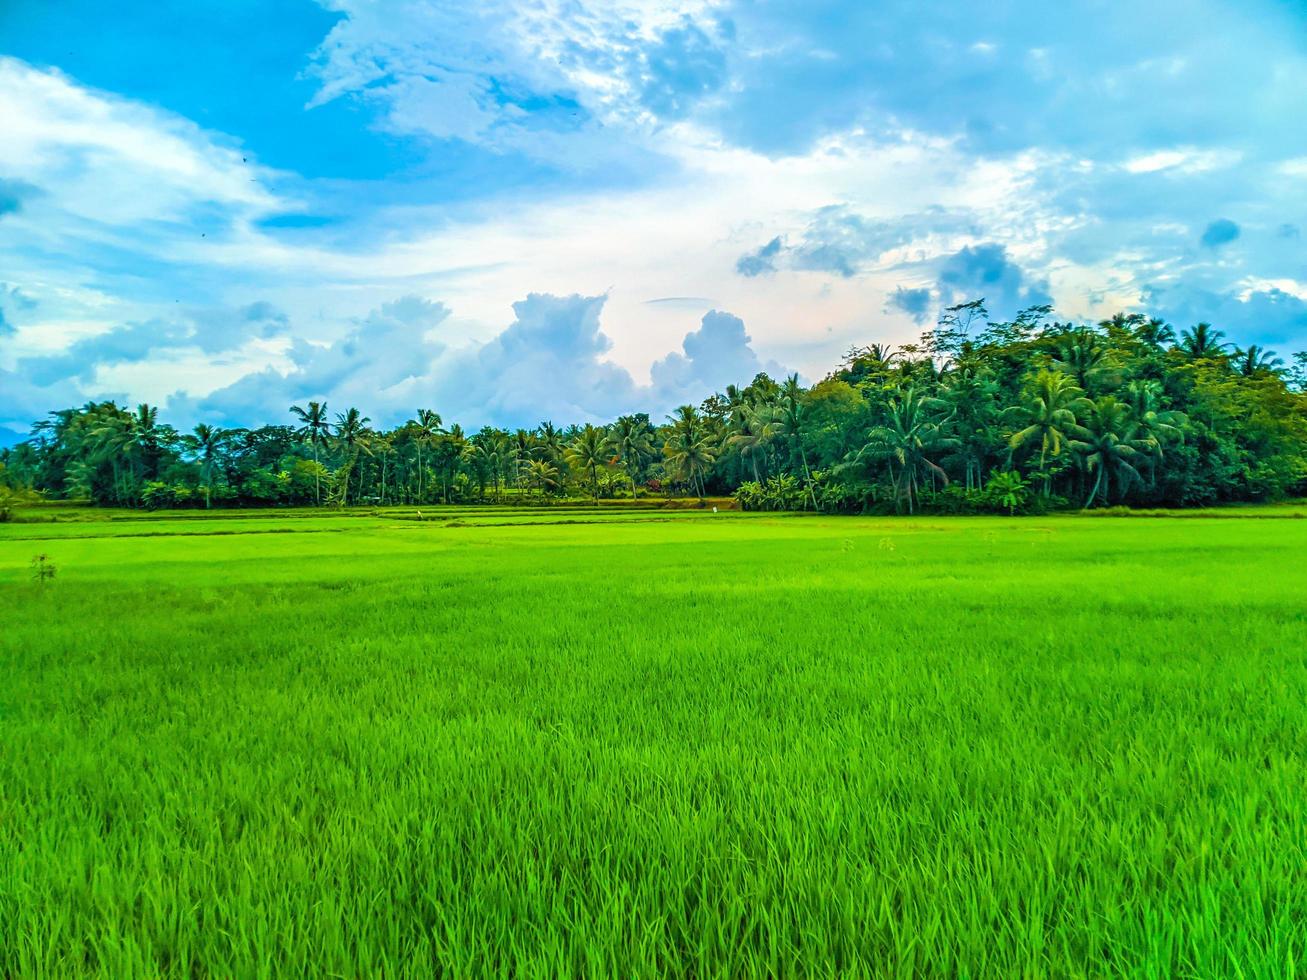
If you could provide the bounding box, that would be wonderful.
[3,505,1306,976]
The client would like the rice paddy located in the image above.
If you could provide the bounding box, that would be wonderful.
[2,506,1305,976]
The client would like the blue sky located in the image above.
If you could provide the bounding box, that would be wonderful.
[1,0,1305,438]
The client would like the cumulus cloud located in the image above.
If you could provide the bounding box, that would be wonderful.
[650,309,788,404]
[5,0,1307,416]
[935,244,1053,322]
[16,300,297,387]
[1200,218,1241,249]
[1143,283,1307,348]
[186,294,788,429]
[887,286,933,324]
[196,296,450,426]
[790,206,966,278]
[430,292,642,425]
[20,320,190,385]
[0,366,81,435]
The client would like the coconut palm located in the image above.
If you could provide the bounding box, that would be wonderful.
[290,401,330,504]
[536,421,564,469]
[1233,345,1285,377]
[565,424,609,503]
[1052,327,1114,392]
[773,374,818,509]
[728,406,778,484]
[1134,317,1176,351]
[432,424,466,503]
[939,365,1000,491]
[368,432,395,505]
[606,415,655,499]
[662,405,717,499]
[132,403,162,479]
[1070,396,1145,508]
[332,408,370,507]
[1122,380,1187,485]
[848,386,956,514]
[185,423,228,508]
[408,409,442,503]
[1006,370,1090,496]
[1177,322,1230,361]
[524,458,560,501]
[88,412,138,504]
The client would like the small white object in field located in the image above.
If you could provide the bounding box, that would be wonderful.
[712,506,718,513]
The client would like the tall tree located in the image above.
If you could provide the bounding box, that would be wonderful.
[566,424,609,503]
[1233,345,1285,378]
[289,401,330,505]
[1007,371,1090,497]
[1178,323,1230,361]
[1070,397,1145,508]
[185,423,228,508]
[662,406,717,500]
[332,408,370,507]
[848,386,956,514]
[606,415,655,498]
[410,408,443,503]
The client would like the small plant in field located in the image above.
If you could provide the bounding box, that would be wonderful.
[31,553,57,584]
[985,470,1030,516]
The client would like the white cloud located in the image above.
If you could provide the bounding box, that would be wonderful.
[0,57,279,227]
[1123,148,1241,175]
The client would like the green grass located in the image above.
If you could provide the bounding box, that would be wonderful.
[2,508,1305,976]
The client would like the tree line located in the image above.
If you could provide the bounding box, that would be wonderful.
[3,303,1305,515]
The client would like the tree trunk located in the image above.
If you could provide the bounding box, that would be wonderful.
[312,441,321,506]
[416,442,423,504]
[800,446,817,510]
[1083,467,1103,509]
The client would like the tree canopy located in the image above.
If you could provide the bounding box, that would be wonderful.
[4,304,1305,515]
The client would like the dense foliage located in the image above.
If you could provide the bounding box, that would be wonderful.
[4,304,1305,514]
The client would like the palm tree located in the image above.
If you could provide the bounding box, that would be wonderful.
[1122,380,1186,486]
[1070,396,1145,508]
[939,365,999,491]
[332,408,370,507]
[186,423,228,508]
[410,408,442,503]
[524,458,560,501]
[662,405,717,499]
[290,401,330,505]
[728,407,777,484]
[565,424,609,503]
[1177,322,1231,361]
[370,432,395,505]
[536,421,564,470]
[848,386,956,514]
[1052,327,1113,392]
[434,424,466,503]
[606,415,654,499]
[774,374,817,509]
[1233,345,1285,377]
[89,411,138,504]
[1006,370,1090,496]
[1134,317,1176,351]
[132,403,161,479]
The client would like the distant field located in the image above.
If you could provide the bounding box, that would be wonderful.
[3,507,1305,976]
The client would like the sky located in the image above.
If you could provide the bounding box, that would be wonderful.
[1,0,1306,440]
